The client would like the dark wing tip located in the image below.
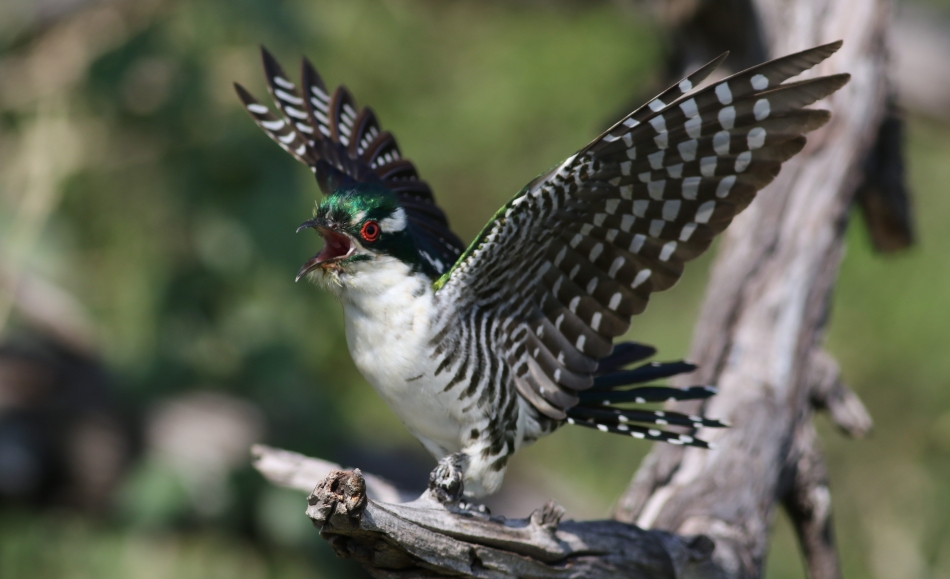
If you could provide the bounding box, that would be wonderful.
[822,39,844,53]
[233,82,254,102]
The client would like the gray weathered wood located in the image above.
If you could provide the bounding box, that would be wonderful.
[306,467,723,579]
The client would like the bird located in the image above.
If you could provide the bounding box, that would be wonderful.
[235,42,849,498]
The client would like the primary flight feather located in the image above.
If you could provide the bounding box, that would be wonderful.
[236,42,848,497]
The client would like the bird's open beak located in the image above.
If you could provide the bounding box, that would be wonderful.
[295,219,355,281]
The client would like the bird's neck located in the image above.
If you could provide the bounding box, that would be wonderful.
[334,255,436,328]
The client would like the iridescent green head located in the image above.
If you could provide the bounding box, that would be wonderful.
[295,183,430,280]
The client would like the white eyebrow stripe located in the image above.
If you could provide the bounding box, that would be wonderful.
[379,207,408,232]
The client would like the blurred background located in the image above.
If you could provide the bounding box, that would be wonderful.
[0,0,948,577]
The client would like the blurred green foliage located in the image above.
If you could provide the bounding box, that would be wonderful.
[0,1,948,578]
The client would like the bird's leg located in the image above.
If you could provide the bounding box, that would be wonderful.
[428,452,465,505]
[426,453,490,516]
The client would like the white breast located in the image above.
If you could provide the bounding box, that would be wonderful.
[335,256,466,457]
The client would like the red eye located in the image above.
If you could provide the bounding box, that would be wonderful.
[360,220,381,242]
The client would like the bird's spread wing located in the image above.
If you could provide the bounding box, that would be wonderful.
[235,48,465,275]
[434,42,849,419]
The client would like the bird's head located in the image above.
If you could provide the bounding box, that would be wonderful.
[295,183,423,285]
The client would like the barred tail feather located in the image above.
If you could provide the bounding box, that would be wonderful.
[591,360,697,390]
[565,416,714,448]
[565,343,724,449]
[594,341,657,375]
[578,384,717,405]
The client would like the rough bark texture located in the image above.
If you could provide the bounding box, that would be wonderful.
[255,447,723,579]
[253,0,895,577]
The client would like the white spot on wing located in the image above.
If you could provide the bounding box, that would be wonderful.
[275,89,304,105]
[751,74,769,90]
[735,151,752,172]
[747,127,767,150]
[678,139,698,162]
[662,200,681,221]
[682,177,701,200]
[718,106,736,130]
[621,215,635,232]
[629,234,646,254]
[700,156,717,177]
[716,175,736,198]
[632,269,652,288]
[584,277,600,294]
[679,98,699,118]
[659,241,676,261]
[274,76,295,90]
[591,312,602,331]
[715,83,733,104]
[754,99,771,121]
[589,243,604,262]
[633,200,649,218]
[247,103,269,114]
[685,116,702,139]
[679,223,697,241]
[608,257,625,278]
[608,292,622,311]
[695,201,715,223]
[713,131,731,156]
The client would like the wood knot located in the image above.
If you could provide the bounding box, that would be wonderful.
[306,469,368,530]
[530,499,565,531]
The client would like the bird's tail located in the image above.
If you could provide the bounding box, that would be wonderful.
[565,342,726,448]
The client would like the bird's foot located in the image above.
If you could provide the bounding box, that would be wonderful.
[425,453,491,517]
[457,500,491,517]
[428,453,466,505]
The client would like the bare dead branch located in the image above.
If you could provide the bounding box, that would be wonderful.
[251,444,408,504]
[309,467,724,579]
[807,350,873,439]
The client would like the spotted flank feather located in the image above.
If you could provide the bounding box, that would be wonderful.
[431,40,849,441]
[235,48,464,275]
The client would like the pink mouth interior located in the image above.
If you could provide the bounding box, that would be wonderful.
[297,229,353,280]
[316,229,353,262]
